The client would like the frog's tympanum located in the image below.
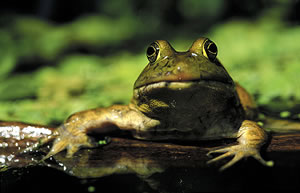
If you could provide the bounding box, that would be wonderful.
[1,38,274,171]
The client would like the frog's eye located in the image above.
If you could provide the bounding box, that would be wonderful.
[203,39,218,61]
[146,42,160,63]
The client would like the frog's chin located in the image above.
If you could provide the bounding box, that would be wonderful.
[134,79,235,93]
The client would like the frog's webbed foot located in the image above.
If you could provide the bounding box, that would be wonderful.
[42,125,108,160]
[206,120,274,171]
[207,144,274,171]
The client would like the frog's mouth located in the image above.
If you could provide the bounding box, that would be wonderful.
[134,79,235,95]
[134,69,234,89]
[134,75,234,91]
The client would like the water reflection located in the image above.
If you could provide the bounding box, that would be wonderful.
[44,138,220,192]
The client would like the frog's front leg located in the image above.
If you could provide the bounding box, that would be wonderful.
[42,104,158,159]
[207,120,274,171]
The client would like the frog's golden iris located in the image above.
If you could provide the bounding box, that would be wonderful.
[146,42,160,63]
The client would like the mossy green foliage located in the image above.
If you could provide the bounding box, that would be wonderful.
[0,2,299,126]
[210,18,300,105]
[0,50,145,125]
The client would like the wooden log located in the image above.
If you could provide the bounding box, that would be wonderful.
[2,132,300,192]
[47,132,300,178]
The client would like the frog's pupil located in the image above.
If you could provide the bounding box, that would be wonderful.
[147,46,155,56]
[208,43,217,53]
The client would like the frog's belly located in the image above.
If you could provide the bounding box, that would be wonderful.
[132,81,245,140]
[133,113,243,141]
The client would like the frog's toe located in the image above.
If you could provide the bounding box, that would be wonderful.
[251,152,274,167]
[65,137,96,158]
[207,150,235,164]
[42,137,68,160]
[207,145,273,171]
[206,146,231,156]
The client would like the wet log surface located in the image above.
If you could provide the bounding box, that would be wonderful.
[2,132,300,192]
[267,133,300,151]
[51,133,300,172]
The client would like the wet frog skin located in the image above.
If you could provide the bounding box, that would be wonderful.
[0,37,274,171]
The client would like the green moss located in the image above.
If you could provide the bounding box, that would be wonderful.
[209,18,300,105]
[0,51,145,125]
[0,12,299,125]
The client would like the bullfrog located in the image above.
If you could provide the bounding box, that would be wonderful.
[0,37,274,171]
[36,37,273,171]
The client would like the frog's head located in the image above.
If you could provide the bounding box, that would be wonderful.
[132,38,238,117]
[134,37,234,89]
